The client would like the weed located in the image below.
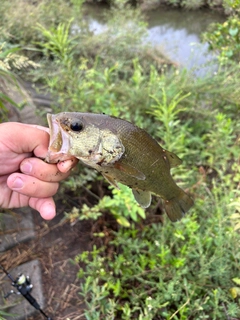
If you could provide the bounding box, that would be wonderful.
[76,212,240,319]
[65,184,146,227]
[0,43,38,121]
[0,2,239,319]
[35,19,77,64]
[70,59,240,319]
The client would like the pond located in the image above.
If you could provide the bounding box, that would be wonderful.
[82,5,225,76]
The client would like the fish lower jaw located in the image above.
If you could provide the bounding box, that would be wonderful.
[45,151,75,164]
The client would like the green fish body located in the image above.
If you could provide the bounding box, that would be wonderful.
[46,112,194,221]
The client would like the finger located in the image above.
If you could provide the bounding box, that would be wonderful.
[29,197,56,220]
[1,122,50,158]
[57,158,79,173]
[20,158,71,182]
[13,123,50,133]
[7,173,59,198]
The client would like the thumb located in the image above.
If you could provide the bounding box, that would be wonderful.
[29,197,56,220]
[2,123,50,158]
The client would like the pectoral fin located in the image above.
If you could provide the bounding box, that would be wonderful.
[102,173,120,189]
[114,162,146,180]
[164,150,182,168]
[132,189,151,208]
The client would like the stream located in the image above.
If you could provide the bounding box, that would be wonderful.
[83,5,225,76]
[15,5,226,119]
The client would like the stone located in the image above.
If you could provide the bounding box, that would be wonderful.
[0,260,47,320]
[0,208,35,252]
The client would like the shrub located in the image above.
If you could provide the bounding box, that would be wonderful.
[1,2,240,319]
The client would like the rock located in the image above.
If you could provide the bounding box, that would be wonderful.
[0,208,35,252]
[1,260,47,320]
[0,76,47,125]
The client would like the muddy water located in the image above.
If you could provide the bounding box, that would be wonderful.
[20,6,225,113]
[146,8,225,75]
[83,5,225,75]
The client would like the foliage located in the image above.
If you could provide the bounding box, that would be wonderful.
[74,67,240,318]
[0,0,77,47]
[35,17,240,318]
[76,210,240,319]
[35,19,76,63]
[149,89,191,154]
[0,310,13,319]
[0,1,240,319]
[222,0,240,14]
[66,184,146,227]
[203,16,240,63]
[0,44,39,71]
[203,0,240,63]
[0,43,39,121]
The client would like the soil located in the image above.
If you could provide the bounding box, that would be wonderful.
[30,206,92,320]
[1,200,93,320]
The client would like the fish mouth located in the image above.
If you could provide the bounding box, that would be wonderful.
[46,113,72,163]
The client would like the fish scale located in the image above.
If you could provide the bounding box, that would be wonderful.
[46,112,194,222]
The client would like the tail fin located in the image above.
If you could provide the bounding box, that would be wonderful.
[164,189,194,222]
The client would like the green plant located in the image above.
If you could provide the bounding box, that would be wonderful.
[0,43,38,121]
[182,0,205,10]
[203,16,240,63]
[0,299,17,319]
[0,310,13,319]
[0,0,75,47]
[73,65,240,320]
[149,89,191,154]
[223,0,240,14]
[35,18,76,64]
[65,184,146,227]
[76,209,240,319]
[1,2,240,319]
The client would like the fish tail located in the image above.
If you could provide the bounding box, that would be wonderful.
[164,188,194,222]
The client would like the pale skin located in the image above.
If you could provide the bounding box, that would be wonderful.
[0,122,78,220]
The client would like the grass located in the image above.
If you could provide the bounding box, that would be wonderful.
[73,67,240,319]
[0,1,239,319]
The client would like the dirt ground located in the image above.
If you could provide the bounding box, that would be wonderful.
[30,207,92,320]
[1,200,93,320]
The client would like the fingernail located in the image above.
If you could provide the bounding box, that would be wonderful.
[12,177,24,189]
[21,161,32,174]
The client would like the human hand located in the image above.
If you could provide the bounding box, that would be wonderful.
[0,122,78,220]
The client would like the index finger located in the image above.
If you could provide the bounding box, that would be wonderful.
[57,158,79,173]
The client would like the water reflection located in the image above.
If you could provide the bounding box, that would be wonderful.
[145,8,225,74]
[82,5,225,74]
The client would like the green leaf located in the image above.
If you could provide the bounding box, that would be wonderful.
[229,28,239,37]
[117,216,130,227]
[137,208,146,219]
[129,208,137,222]
[0,93,19,107]
[229,287,240,299]
[232,277,240,285]
[225,50,233,57]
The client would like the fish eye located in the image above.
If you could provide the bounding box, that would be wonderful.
[70,120,84,132]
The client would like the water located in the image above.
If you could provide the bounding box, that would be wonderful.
[145,8,225,75]
[82,5,225,75]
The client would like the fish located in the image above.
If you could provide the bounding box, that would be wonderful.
[46,112,194,222]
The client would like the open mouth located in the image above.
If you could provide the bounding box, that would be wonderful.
[46,113,71,163]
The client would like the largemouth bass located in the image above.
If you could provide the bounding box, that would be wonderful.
[46,112,194,222]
